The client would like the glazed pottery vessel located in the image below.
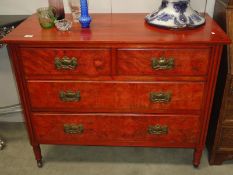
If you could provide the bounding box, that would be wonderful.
[145,0,205,28]
[79,0,91,28]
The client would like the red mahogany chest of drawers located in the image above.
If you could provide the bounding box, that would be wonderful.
[2,14,230,167]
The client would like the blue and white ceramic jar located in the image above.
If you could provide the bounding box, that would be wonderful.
[145,0,205,29]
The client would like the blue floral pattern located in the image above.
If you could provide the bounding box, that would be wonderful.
[161,0,168,9]
[155,12,174,22]
[149,0,169,19]
[190,14,202,22]
[173,1,188,23]
[173,1,188,13]
[188,17,195,25]
[174,17,183,27]
[145,0,205,28]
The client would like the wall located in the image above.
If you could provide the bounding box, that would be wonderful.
[0,46,22,122]
[0,0,215,16]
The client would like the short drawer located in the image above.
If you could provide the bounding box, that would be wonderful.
[32,114,200,147]
[27,81,204,113]
[20,48,111,76]
[117,49,210,76]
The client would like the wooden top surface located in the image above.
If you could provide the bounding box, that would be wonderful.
[2,13,230,45]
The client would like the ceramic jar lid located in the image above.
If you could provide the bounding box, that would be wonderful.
[145,0,205,29]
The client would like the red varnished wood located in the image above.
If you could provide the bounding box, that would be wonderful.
[7,46,38,146]
[32,145,42,161]
[2,14,230,167]
[20,48,111,76]
[2,14,230,45]
[31,113,200,147]
[27,81,205,113]
[117,49,210,76]
[196,46,223,166]
[23,74,207,81]
[193,148,203,167]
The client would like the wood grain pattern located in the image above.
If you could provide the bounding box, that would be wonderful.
[20,48,111,76]
[7,45,38,146]
[27,81,205,113]
[31,113,200,147]
[227,5,233,74]
[2,13,230,167]
[117,49,210,76]
[2,14,230,45]
[223,78,233,122]
[219,127,233,146]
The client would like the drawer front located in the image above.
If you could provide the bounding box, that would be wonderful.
[117,49,210,76]
[20,48,111,76]
[32,114,200,147]
[219,128,233,147]
[27,81,204,113]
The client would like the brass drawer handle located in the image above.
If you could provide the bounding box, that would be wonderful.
[148,125,168,135]
[55,56,78,70]
[64,124,84,134]
[150,92,172,103]
[152,57,174,70]
[59,90,81,102]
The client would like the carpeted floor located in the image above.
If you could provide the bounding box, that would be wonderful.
[1,122,233,175]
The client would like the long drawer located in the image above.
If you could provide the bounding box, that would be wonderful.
[31,113,200,147]
[117,49,210,76]
[20,48,111,76]
[27,81,205,113]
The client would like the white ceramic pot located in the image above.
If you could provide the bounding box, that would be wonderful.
[145,0,205,29]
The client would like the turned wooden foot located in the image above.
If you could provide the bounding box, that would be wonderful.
[0,138,5,150]
[193,148,203,168]
[32,145,43,168]
[37,160,43,168]
[193,163,199,168]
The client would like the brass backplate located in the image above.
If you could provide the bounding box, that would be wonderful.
[148,125,168,135]
[59,90,81,102]
[55,56,78,70]
[64,124,84,134]
[150,92,172,103]
[152,57,174,70]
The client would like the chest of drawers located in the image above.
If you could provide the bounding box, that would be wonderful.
[2,14,230,167]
